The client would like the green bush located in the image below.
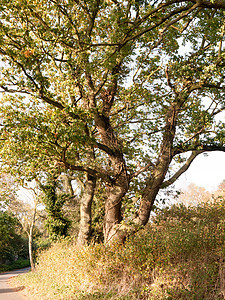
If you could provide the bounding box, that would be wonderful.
[0,259,30,273]
[0,211,29,265]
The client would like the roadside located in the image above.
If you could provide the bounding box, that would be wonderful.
[0,268,30,300]
[0,260,30,274]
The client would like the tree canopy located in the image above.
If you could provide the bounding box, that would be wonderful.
[0,0,225,243]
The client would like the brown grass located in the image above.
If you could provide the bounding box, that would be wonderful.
[14,200,225,299]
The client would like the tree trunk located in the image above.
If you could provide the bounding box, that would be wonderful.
[104,184,127,243]
[90,87,130,243]
[92,115,130,243]
[28,207,36,271]
[61,174,74,196]
[77,174,96,245]
[135,104,178,226]
[135,168,170,226]
[28,231,35,272]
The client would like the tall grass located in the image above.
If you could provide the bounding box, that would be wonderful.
[15,199,225,299]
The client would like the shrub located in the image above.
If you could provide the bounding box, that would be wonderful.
[15,199,225,299]
[0,211,29,265]
[0,259,30,273]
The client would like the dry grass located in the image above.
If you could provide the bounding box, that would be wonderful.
[15,200,225,299]
[219,259,225,299]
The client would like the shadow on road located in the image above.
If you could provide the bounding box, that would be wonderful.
[0,268,31,277]
[0,268,31,299]
[0,286,25,294]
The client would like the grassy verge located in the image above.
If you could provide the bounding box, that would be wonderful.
[14,200,225,299]
[0,259,30,273]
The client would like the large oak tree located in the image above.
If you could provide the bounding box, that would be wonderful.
[0,0,225,243]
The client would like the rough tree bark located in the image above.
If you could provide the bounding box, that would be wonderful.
[94,111,130,243]
[28,213,35,272]
[77,174,96,245]
[104,179,129,243]
[135,104,178,226]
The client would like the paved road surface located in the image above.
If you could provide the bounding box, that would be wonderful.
[0,268,30,300]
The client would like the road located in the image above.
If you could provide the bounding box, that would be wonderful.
[0,268,30,300]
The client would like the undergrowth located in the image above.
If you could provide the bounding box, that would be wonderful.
[14,199,225,299]
[0,259,30,273]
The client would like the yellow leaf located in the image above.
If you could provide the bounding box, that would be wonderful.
[24,49,35,58]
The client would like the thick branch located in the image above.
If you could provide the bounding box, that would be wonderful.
[62,161,113,184]
[95,141,117,156]
[130,161,155,179]
[190,0,225,9]
[174,144,225,155]
[0,85,31,95]
[161,150,203,188]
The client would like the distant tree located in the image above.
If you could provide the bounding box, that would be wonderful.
[213,179,225,201]
[178,183,211,207]
[0,175,43,270]
[8,185,43,271]
[0,173,18,210]
[178,179,225,208]
[217,180,225,192]
[0,211,28,265]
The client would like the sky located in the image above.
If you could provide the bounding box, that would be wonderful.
[174,151,225,192]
